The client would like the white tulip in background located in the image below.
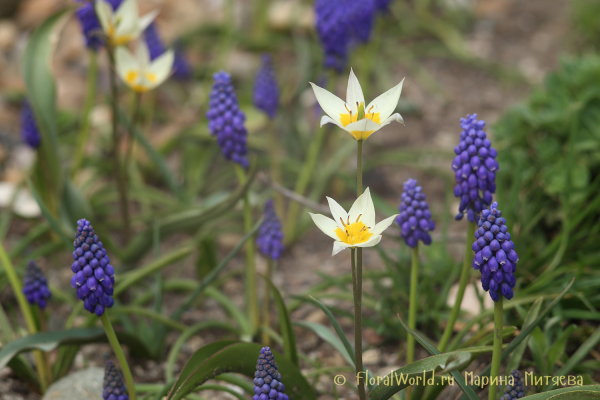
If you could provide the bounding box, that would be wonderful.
[95,0,158,46]
[115,42,174,93]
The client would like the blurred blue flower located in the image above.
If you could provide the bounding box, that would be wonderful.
[375,0,393,12]
[144,23,192,80]
[20,99,41,149]
[257,200,284,260]
[206,71,249,168]
[103,360,129,400]
[70,219,115,316]
[472,201,519,302]
[22,261,52,310]
[348,0,376,43]
[451,114,498,222]
[314,0,349,72]
[500,370,526,399]
[253,54,280,119]
[253,347,289,400]
[75,0,103,50]
[396,178,435,248]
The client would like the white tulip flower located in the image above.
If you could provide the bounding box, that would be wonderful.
[115,42,174,93]
[95,0,158,46]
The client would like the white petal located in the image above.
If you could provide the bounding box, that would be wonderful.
[138,10,160,34]
[355,235,382,248]
[136,40,150,66]
[145,49,174,89]
[363,188,376,228]
[326,197,348,230]
[346,68,365,113]
[320,115,346,131]
[332,241,351,256]
[343,118,381,134]
[371,214,399,235]
[95,0,112,33]
[309,82,346,125]
[114,0,138,38]
[115,46,140,86]
[379,113,404,127]
[348,188,371,226]
[309,213,340,240]
[366,78,404,122]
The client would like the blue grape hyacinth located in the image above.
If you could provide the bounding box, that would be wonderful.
[75,0,103,50]
[451,114,498,222]
[257,200,284,260]
[348,0,376,43]
[143,23,165,61]
[206,71,249,168]
[70,219,115,316]
[21,99,41,148]
[253,55,280,119]
[396,179,435,248]
[314,0,349,72]
[103,361,129,400]
[375,0,393,12]
[22,261,52,310]
[500,370,526,400]
[253,347,289,400]
[472,202,519,302]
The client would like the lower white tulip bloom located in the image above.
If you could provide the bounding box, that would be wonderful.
[310,68,405,141]
[115,42,174,93]
[309,188,398,256]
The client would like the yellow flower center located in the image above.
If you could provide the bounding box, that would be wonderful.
[339,102,380,141]
[335,214,373,246]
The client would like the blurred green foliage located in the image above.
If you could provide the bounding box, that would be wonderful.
[571,0,600,51]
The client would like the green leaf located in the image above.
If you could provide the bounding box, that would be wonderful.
[309,296,355,367]
[260,274,298,366]
[294,321,354,367]
[0,328,153,370]
[546,324,576,375]
[395,314,480,400]
[505,297,543,372]
[521,386,600,400]
[61,178,93,228]
[166,342,316,400]
[367,351,472,400]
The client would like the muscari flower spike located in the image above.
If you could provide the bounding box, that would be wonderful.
[253,54,280,119]
[22,261,52,310]
[310,188,398,256]
[348,0,376,43]
[472,202,519,302]
[75,0,103,50]
[253,347,289,400]
[257,200,284,261]
[70,219,115,316]
[451,114,499,222]
[314,0,349,72]
[206,71,249,168]
[311,68,404,141]
[103,360,129,400]
[500,370,526,400]
[396,179,435,248]
[143,23,191,81]
[21,99,41,149]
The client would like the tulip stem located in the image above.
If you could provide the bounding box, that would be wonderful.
[0,241,48,392]
[489,297,504,400]
[438,221,475,352]
[406,243,419,398]
[100,312,137,400]
[235,165,259,333]
[107,46,131,244]
[72,49,97,177]
[262,259,275,345]
[354,139,366,400]
[125,92,142,175]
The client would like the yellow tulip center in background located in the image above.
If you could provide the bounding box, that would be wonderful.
[335,216,373,246]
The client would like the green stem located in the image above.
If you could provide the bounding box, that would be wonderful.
[267,120,284,219]
[0,242,48,392]
[107,46,131,243]
[355,139,366,400]
[125,92,142,173]
[235,165,258,332]
[357,140,363,193]
[406,244,419,397]
[72,50,98,176]
[100,312,137,400]
[262,259,275,345]
[489,297,504,400]
[438,221,475,352]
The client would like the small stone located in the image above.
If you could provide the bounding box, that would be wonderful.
[362,348,382,366]
[42,367,103,400]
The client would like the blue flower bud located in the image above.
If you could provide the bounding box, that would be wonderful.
[23,261,52,310]
[257,200,284,261]
[21,99,41,148]
[252,348,289,400]
[103,360,129,400]
[500,370,526,400]
[253,55,280,119]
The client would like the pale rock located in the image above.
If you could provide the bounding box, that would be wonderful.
[362,348,382,366]
[42,367,104,400]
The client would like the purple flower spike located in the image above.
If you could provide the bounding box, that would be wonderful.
[314,0,349,72]
[500,370,526,399]
[75,0,103,50]
[257,200,284,261]
[102,361,129,400]
[21,99,41,148]
[395,179,435,248]
[71,219,115,316]
[253,347,289,400]
[452,114,498,222]
[253,54,280,119]
[22,261,52,310]
[472,202,518,302]
[206,71,249,168]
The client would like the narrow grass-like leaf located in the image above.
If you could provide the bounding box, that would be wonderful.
[294,321,354,366]
[309,296,355,367]
[505,297,543,373]
[260,273,298,366]
[520,386,600,400]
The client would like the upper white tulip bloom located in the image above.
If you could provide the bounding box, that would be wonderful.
[95,0,158,46]
[310,68,405,141]
[309,188,399,256]
[115,42,174,93]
